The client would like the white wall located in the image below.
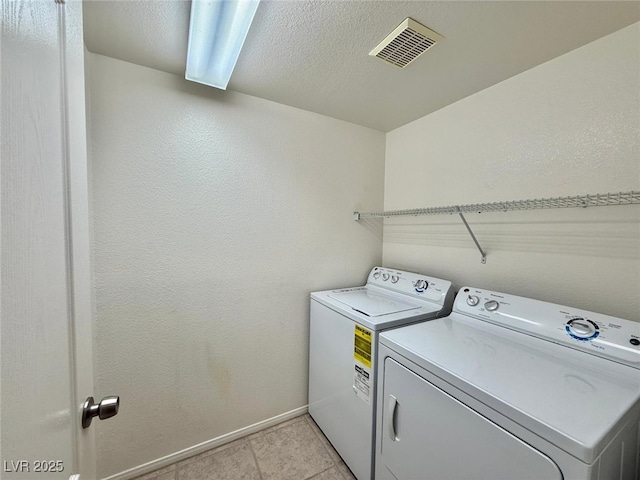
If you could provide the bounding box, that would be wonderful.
[383,23,640,321]
[87,53,384,478]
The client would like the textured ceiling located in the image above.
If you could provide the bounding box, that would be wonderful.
[83,1,640,132]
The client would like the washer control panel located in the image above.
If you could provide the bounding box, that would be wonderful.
[367,267,453,306]
[454,287,640,369]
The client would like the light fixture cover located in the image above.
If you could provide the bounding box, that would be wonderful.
[186,0,260,90]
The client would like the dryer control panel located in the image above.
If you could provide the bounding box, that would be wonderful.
[367,267,453,306]
[454,287,640,369]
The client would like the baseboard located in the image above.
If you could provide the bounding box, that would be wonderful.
[101,405,309,480]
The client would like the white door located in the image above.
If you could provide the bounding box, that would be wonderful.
[1,0,96,478]
[380,357,563,480]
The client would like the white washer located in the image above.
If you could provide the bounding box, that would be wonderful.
[376,287,640,480]
[309,267,454,480]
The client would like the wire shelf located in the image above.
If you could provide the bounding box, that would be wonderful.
[354,191,640,220]
[354,190,640,263]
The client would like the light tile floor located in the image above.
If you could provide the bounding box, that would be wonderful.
[133,414,356,480]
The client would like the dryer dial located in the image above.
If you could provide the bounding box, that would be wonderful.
[565,317,599,341]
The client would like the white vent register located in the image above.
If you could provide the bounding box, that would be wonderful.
[369,18,444,68]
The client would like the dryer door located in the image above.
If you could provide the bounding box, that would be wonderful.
[380,358,563,480]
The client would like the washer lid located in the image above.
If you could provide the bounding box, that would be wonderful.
[327,289,422,317]
[311,286,444,331]
[380,314,640,464]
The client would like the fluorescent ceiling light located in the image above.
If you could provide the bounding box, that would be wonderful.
[186,0,260,90]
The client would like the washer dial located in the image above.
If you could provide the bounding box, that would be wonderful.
[565,317,599,341]
[466,295,480,306]
[484,300,499,311]
[413,279,428,292]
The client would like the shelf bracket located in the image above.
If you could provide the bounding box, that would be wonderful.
[456,207,486,264]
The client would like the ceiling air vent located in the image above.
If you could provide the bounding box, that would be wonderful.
[369,18,444,68]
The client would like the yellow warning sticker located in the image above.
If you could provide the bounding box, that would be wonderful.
[354,324,372,368]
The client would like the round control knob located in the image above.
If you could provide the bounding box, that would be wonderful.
[565,318,599,341]
[484,300,499,312]
[382,273,390,281]
[391,275,399,284]
[568,319,594,336]
[413,279,428,291]
[467,295,480,306]
[373,271,380,279]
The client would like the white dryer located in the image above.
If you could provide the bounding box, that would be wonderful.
[309,267,454,480]
[376,287,640,480]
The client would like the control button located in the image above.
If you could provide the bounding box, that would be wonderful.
[382,273,390,281]
[467,295,480,306]
[630,338,640,346]
[373,272,380,279]
[391,275,399,283]
[484,300,499,311]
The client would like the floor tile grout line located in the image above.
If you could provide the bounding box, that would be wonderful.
[257,414,307,436]
[305,415,356,480]
[135,413,338,480]
[338,464,355,480]
[304,464,339,480]
[305,415,343,463]
[173,415,309,471]
[251,413,337,480]
[248,416,307,445]
[247,435,265,480]
[173,437,249,469]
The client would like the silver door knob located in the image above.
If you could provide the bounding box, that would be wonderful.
[82,395,120,429]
